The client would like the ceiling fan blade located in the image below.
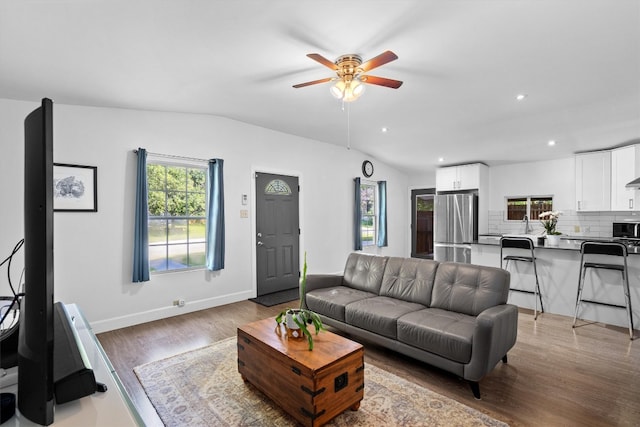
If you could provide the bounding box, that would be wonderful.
[292,77,334,88]
[307,53,338,70]
[360,75,403,89]
[359,50,398,73]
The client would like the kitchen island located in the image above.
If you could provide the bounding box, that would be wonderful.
[471,236,639,333]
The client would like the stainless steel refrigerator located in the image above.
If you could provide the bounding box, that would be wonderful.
[433,193,477,263]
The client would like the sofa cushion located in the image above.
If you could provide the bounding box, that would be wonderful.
[431,262,510,316]
[343,253,388,294]
[345,296,425,339]
[379,257,438,306]
[306,286,376,322]
[397,308,475,364]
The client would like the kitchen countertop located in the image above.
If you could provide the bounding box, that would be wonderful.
[473,235,640,255]
[470,235,640,330]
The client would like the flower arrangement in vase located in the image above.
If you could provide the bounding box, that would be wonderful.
[275,252,324,350]
[539,211,562,245]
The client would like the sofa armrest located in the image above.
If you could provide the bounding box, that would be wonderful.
[463,304,519,381]
[305,274,344,292]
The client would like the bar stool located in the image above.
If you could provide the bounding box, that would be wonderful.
[573,241,634,340]
[500,237,544,320]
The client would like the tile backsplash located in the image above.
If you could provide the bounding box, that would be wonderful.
[486,210,640,238]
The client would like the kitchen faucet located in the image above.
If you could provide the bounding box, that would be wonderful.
[522,215,532,234]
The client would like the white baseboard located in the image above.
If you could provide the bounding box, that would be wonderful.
[89,290,254,334]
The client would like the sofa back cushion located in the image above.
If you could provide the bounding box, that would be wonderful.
[430,262,510,316]
[343,253,388,294]
[379,257,439,306]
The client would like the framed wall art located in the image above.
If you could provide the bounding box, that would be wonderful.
[53,163,98,212]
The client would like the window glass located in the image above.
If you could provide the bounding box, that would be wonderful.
[530,197,553,219]
[360,183,376,246]
[506,196,553,221]
[147,163,207,272]
[506,198,527,220]
[265,179,292,195]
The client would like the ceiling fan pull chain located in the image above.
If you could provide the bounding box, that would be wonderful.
[348,102,351,150]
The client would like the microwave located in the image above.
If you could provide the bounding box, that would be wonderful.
[612,222,640,238]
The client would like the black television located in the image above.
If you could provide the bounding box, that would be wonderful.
[17,98,97,425]
[19,97,55,425]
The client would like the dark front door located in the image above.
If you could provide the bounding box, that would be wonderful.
[411,188,435,259]
[255,172,300,296]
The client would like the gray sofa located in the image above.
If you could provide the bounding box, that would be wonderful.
[305,253,518,398]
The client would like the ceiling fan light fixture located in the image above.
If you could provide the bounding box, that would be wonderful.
[350,79,365,96]
[334,78,365,103]
[295,51,401,102]
[330,80,346,99]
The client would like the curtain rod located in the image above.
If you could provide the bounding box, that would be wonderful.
[132,149,213,163]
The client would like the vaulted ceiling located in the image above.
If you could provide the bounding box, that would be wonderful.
[1,0,638,176]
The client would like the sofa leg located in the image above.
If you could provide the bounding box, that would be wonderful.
[502,354,508,363]
[469,381,481,399]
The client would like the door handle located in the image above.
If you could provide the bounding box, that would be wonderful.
[257,232,262,237]
[257,241,263,246]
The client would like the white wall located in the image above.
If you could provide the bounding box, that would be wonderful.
[486,158,573,235]
[486,157,640,237]
[409,158,576,220]
[0,98,409,332]
[407,172,435,189]
[488,158,575,212]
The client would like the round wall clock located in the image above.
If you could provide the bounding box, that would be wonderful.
[362,160,374,178]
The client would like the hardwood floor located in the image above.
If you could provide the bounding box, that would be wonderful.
[97,301,640,427]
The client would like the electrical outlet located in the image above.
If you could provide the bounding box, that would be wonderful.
[173,299,186,307]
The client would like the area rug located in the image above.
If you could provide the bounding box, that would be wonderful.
[134,337,509,427]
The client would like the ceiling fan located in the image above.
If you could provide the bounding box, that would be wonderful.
[293,50,403,102]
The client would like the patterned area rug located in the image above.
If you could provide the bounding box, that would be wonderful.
[134,337,508,427]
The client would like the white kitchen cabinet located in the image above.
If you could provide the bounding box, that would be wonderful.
[436,163,489,234]
[436,163,485,191]
[611,145,640,211]
[575,151,611,211]
[435,167,458,191]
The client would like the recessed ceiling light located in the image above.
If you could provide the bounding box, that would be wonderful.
[438,157,444,162]
[548,140,556,146]
[516,94,527,101]
[381,127,388,133]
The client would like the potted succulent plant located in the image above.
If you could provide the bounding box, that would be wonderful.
[275,252,324,350]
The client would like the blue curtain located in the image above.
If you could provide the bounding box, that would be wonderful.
[206,159,225,271]
[377,180,388,247]
[132,148,150,282]
[354,177,362,251]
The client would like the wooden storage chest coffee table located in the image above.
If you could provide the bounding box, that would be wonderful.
[237,317,364,427]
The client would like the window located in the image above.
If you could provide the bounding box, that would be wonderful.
[506,196,553,221]
[265,179,292,195]
[530,197,553,219]
[147,162,207,272]
[360,183,376,246]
